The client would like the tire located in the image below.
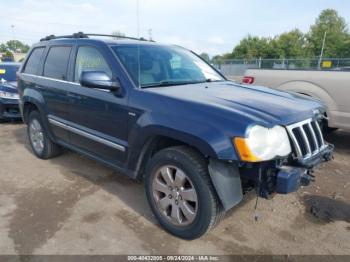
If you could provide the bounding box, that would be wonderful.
[27,110,61,159]
[322,123,338,134]
[320,119,338,134]
[145,146,223,239]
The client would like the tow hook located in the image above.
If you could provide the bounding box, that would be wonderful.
[323,152,333,162]
[300,170,315,186]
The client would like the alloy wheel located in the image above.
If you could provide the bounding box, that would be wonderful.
[29,119,44,154]
[152,165,198,226]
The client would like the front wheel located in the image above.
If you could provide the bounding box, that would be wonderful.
[145,146,223,239]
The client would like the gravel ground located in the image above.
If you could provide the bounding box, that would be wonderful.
[0,122,349,255]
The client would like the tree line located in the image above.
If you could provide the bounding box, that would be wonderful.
[0,40,30,53]
[205,9,350,64]
[0,40,30,61]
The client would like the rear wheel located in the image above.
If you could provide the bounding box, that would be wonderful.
[145,146,223,239]
[28,110,61,159]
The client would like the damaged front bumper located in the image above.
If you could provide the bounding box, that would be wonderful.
[275,142,334,194]
[207,143,334,211]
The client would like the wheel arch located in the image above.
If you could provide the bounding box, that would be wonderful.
[22,88,47,122]
[133,135,244,211]
[22,90,56,141]
[277,80,337,112]
[132,134,215,180]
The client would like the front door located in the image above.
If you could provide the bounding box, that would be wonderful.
[64,45,129,166]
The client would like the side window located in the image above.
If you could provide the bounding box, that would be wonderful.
[74,46,112,82]
[23,47,45,75]
[43,46,72,80]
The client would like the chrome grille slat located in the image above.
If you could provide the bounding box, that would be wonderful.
[299,126,312,156]
[289,129,303,157]
[314,120,325,146]
[286,118,325,160]
[307,122,319,153]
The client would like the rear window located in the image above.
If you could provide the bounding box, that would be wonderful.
[23,47,45,75]
[0,65,20,81]
[43,46,72,80]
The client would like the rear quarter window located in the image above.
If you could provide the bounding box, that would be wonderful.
[23,47,45,75]
[43,46,72,80]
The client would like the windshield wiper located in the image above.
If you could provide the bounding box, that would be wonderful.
[205,78,225,82]
[142,80,205,88]
[142,79,225,88]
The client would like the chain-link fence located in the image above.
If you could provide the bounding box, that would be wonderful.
[214,58,350,80]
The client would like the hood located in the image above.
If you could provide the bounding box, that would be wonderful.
[146,81,323,127]
[0,81,18,93]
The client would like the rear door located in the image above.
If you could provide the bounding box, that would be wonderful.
[63,45,129,166]
[38,45,73,143]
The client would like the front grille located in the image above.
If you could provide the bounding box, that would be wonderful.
[286,118,325,159]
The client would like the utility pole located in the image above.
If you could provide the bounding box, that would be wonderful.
[317,31,327,70]
[11,25,16,53]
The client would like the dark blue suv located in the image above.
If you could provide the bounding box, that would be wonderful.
[17,33,334,239]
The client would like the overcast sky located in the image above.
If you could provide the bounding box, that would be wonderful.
[1,0,349,56]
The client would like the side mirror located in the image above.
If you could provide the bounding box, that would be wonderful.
[79,71,121,92]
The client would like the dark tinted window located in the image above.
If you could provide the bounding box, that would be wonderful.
[44,46,72,80]
[74,46,112,82]
[0,65,20,81]
[23,47,45,75]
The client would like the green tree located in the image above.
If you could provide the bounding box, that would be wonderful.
[6,40,30,53]
[211,54,224,65]
[228,35,277,59]
[273,29,310,58]
[200,52,210,62]
[0,43,7,52]
[217,9,349,60]
[307,9,349,58]
[1,51,14,61]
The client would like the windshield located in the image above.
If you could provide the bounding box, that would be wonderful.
[0,65,19,82]
[111,45,224,88]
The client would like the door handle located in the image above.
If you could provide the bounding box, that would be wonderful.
[67,92,82,99]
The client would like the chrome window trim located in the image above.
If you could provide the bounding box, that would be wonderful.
[22,73,81,86]
[21,73,110,92]
[48,117,125,152]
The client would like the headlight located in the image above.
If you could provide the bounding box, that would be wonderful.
[0,91,19,99]
[234,125,291,162]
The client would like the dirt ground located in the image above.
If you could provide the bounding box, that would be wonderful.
[0,122,349,255]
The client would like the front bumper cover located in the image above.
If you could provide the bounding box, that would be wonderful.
[0,98,21,119]
[275,143,334,194]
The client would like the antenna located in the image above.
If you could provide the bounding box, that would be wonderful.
[136,0,140,38]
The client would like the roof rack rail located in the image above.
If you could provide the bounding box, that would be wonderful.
[85,33,151,41]
[40,32,87,41]
[40,32,153,42]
